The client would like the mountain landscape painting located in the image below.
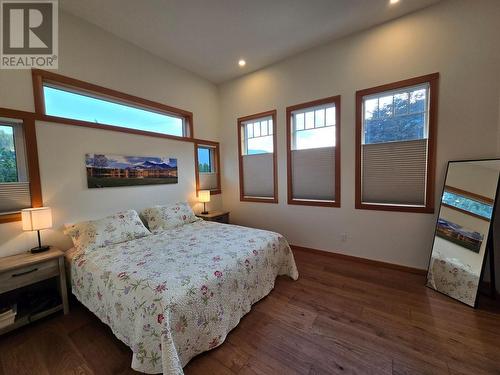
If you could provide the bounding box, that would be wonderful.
[436,218,484,253]
[85,153,178,188]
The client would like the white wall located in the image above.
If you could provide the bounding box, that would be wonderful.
[0,11,221,256]
[218,0,500,270]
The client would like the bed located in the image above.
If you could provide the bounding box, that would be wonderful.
[426,250,479,306]
[67,219,298,374]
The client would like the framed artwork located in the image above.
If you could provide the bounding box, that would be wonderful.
[86,154,178,188]
[435,218,484,253]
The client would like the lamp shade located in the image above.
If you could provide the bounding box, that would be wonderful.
[198,190,211,203]
[21,207,53,231]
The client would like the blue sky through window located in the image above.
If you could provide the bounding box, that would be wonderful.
[292,106,336,150]
[43,86,184,136]
[197,147,212,172]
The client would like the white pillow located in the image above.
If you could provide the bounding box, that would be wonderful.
[140,202,200,232]
[64,210,151,252]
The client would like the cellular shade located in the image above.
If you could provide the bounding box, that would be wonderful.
[199,173,218,190]
[242,153,274,198]
[0,182,31,213]
[291,147,335,201]
[362,139,427,205]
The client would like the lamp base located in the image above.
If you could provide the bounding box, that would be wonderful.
[201,211,209,215]
[30,245,50,254]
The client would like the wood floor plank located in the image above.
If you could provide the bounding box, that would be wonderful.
[0,247,499,374]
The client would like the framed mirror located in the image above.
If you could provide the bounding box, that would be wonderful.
[426,159,500,307]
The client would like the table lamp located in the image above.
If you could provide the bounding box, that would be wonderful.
[199,190,210,214]
[21,207,52,253]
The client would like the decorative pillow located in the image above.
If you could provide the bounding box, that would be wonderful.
[140,202,200,232]
[64,210,151,252]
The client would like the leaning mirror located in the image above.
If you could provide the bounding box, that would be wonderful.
[426,159,500,307]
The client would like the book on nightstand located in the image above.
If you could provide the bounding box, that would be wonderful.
[0,304,17,329]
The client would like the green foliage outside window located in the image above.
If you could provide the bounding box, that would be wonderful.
[0,128,18,183]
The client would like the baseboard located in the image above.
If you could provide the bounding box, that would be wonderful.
[290,244,428,276]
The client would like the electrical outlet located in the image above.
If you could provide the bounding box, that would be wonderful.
[341,233,348,242]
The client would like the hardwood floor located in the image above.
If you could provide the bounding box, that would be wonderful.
[1,247,499,374]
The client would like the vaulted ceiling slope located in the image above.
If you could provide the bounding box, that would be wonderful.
[60,0,441,83]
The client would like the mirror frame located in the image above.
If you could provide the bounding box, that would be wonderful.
[426,158,500,308]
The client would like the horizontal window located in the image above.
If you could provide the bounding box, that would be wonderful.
[43,85,186,137]
[238,111,277,203]
[356,73,438,213]
[32,69,193,139]
[287,97,341,207]
[442,186,494,220]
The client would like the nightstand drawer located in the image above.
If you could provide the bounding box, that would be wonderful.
[212,213,229,224]
[0,259,59,294]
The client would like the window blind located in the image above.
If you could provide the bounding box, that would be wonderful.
[242,153,274,198]
[291,146,335,201]
[0,182,31,213]
[199,173,218,190]
[362,139,427,205]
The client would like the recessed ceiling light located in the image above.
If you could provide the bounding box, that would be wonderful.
[389,0,400,4]
[238,59,246,67]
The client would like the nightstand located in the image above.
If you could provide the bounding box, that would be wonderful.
[196,211,230,224]
[0,247,69,335]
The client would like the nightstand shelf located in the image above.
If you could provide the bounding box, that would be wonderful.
[0,303,63,335]
[196,211,230,224]
[0,247,69,335]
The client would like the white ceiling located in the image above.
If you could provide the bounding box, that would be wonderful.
[60,0,441,83]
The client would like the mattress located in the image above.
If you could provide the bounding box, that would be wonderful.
[69,220,298,374]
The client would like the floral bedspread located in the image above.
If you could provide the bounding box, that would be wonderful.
[71,221,299,374]
[426,251,479,307]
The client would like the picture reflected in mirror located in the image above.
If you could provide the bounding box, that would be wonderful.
[426,159,500,307]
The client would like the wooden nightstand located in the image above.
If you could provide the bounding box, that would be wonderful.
[0,247,69,335]
[196,211,230,224]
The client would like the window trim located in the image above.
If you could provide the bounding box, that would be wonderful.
[0,108,43,224]
[442,185,494,222]
[237,110,278,204]
[32,69,194,141]
[355,73,439,213]
[286,96,341,207]
[194,140,221,195]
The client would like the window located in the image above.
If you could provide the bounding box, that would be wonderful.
[0,113,42,223]
[442,186,494,221]
[32,69,193,139]
[238,110,277,203]
[198,147,213,173]
[286,96,341,207]
[356,73,438,212]
[43,86,185,136]
[195,142,221,194]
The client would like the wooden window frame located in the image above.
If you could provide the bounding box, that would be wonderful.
[32,69,194,141]
[0,108,43,224]
[355,73,439,213]
[237,110,278,204]
[442,185,494,222]
[194,140,221,195]
[286,96,341,207]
